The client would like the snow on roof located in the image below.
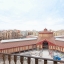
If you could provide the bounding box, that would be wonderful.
[1,38,37,43]
[55,38,64,41]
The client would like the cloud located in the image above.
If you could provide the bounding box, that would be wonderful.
[0,0,64,31]
[0,0,36,13]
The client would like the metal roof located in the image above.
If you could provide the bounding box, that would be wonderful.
[1,38,37,43]
[55,38,64,41]
[55,35,64,38]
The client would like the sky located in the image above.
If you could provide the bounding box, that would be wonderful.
[0,0,64,31]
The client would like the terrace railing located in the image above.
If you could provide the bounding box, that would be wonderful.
[0,53,64,64]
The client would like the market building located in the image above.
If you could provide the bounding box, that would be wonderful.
[0,28,64,53]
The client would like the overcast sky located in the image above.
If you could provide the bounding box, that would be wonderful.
[0,0,64,31]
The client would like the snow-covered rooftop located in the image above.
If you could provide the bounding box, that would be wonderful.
[1,38,37,43]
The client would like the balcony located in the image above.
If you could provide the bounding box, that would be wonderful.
[0,52,64,64]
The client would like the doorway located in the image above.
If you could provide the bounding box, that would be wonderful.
[43,41,48,49]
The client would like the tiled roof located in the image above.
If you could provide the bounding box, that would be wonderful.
[0,37,64,49]
[0,39,37,49]
[0,38,37,49]
[55,40,64,47]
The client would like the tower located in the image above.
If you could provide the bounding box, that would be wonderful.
[37,28,56,49]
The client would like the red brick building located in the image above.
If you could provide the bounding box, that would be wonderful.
[0,28,64,53]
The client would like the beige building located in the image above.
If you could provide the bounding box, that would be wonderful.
[53,30,64,36]
[0,30,22,40]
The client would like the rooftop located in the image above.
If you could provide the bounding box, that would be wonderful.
[1,38,37,43]
[55,35,64,38]
[55,38,64,41]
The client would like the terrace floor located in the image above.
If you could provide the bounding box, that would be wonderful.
[18,49,64,60]
[0,49,64,64]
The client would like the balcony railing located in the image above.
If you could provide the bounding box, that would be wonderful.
[0,53,64,64]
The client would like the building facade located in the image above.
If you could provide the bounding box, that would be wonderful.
[0,28,64,53]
